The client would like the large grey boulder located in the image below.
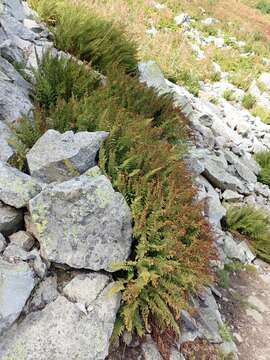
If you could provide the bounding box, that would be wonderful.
[138,61,170,94]
[26,129,109,183]
[29,175,132,271]
[0,273,120,360]
[0,259,35,335]
[0,161,42,208]
[0,120,16,162]
[0,56,32,124]
[0,201,23,235]
[2,0,25,22]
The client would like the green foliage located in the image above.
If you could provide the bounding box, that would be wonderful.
[255,151,270,186]
[178,69,200,96]
[226,206,270,262]
[256,0,270,14]
[223,89,235,101]
[219,323,232,342]
[19,8,213,337]
[31,0,138,74]
[242,93,256,109]
[252,105,270,124]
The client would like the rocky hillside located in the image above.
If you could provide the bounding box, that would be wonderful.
[0,1,270,360]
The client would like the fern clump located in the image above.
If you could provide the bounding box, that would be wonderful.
[255,151,270,186]
[226,206,270,262]
[18,6,214,338]
[30,0,138,74]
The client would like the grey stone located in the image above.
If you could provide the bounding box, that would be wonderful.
[63,273,109,308]
[0,233,7,252]
[170,350,185,360]
[220,233,255,264]
[0,39,24,64]
[202,156,245,192]
[84,165,103,177]
[24,212,38,238]
[258,72,270,90]
[29,248,48,279]
[142,337,163,360]
[0,56,32,124]
[181,310,198,332]
[234,161,257,184]
[222,190,243,202]
[9,231,35,251]
[23,19,46,34]
[0,275,120,360]
[3,0,25,21]
[29,175,132,271]
[27,275,58,312]
[3,243,35,262]
[0,161,42,208]
[27,129,109,183]
[138,61,170,94]
[197,176,226,226]
[0,201,23,235]
[0,259,35,335]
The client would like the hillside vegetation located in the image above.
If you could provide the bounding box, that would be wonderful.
[18,0,214,339]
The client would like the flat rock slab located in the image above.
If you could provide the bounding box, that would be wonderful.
[0,273,120,360]
[0,259,35,335]
[27,129,109,183]
[29,175,132,271]
[0,161,42,208]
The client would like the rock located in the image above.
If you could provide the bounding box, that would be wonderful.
[142,337,163,360]
[197,176,226,226]
[3,0,25,21]
[181,310,198,332]
[201,17,218,26]
[0,274,120,360]
[0,233,7,252]
[3,243,35,262]
[0,202,23,235]
[29,175,132,271]
[24,212,39,238]
[202,156,245,192]
[233,332,243,344]
[84,165,103,177]
[0,39,24,64]
[63,273,109,308]
[0,259,35,335]
[170,350,185,360]
[258,72,270,90]
[174,13,190,26]
[247,295,268,313]
[9,230,35,251]
[29,248,48,279]
[138,61,170,94]
[0,55,32,124]
[0,121,15,162]
[23,19,45,33]
[27,275,58,312]
[220,233,255,264]
[233,161,257,184]
[0,161,42,208]
[26,129,108,183]
[222,190,244,202]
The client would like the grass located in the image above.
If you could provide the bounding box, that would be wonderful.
[252,105,270,123]
[219,323,232,342]
[223,90,235,102]
[16,4,214,340]
[255,151,270,186]
[226,206,270,263]
[256,0,270,13]
[242,93,257,109]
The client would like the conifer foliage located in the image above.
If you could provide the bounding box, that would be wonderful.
[19,0,214,337]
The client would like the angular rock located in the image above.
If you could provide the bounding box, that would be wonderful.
[0,259,35,335]
[9,230,35,251]
[142,337,163,360]
[26,129,109,183]
[3,243,35,262]
[26,275,58,313]
[0,56,32,124]
[220,232,255,264]
[138,61,170,95]
[3,0,25,21]
[202,156,245,192]
[258,72,270,90]
[29,175,132,271]
[0,233,7,252]
[0,201,23,235]
[0,161,42,208]
[29,248,48,279]
[222,190,244,202]
[0,274,120,360]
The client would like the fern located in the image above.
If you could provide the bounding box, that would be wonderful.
[255,151,270,186]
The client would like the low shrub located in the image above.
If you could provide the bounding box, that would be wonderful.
[252,105,270,123]
[242,93,256,109]
[16,50,214,337]
[256,0,270,14]
[226,206,270,262]
[255,151,270,186]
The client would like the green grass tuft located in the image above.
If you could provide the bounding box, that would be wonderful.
[226,206,270,262]
[256,0,270,14]
[242,93,256,109]
[255,151,270,186]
